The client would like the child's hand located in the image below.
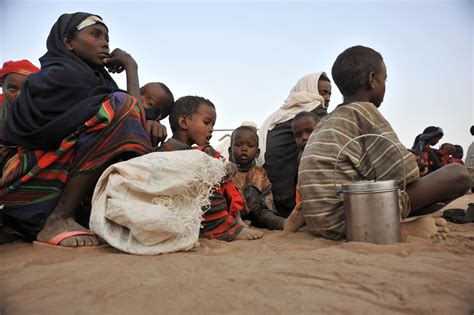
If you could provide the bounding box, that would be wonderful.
[103,48,137,73]
[146,120,167,147]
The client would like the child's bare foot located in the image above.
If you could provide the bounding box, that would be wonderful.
[37,216,99,247]
[235,226,263,240]
[236,214,249,228]
[401,217,449,241]
[283,204,305,232]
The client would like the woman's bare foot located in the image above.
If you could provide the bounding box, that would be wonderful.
[401,217,449,241]
[235,226,263,240]
[283,204,305,232]
[37,216,99,247]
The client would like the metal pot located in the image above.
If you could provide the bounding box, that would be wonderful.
[335,134,405,244]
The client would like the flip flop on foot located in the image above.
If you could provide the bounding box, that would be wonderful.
[48,231,96,245]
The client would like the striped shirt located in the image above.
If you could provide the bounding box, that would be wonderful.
[299,102,419,240]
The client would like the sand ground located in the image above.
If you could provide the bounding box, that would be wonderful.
[1,194,473,314]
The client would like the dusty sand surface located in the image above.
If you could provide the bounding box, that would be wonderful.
[1,194,473,314]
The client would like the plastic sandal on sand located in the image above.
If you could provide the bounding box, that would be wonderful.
[48,231,96,245]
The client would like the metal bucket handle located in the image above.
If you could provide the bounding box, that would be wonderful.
[333,133,406,193]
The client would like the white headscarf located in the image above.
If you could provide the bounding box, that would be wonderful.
[257,71,327,166]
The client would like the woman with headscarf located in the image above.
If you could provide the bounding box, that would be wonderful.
[412,126,444,175]
[0,12,162,247]
[257,72,331,218]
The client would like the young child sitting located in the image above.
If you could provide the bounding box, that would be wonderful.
[157,95,263,241]
[283,111,320,231]
[291,45,470,240]
[228,126,285,230]
[292,111,320,162]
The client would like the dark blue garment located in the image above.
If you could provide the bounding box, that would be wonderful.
[3,12,121,150]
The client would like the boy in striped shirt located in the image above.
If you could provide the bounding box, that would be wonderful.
[296,46,470,240]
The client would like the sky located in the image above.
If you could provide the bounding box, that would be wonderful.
[1,0,473,153]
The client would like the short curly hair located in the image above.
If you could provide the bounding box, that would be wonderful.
[332,45,383,96]
[169,96,215,133]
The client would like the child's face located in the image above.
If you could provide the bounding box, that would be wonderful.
[2,73,28,106]
[370,61,387,108]
[185,103,216,146]
[65,24,110,69]
[141,83,172,119]
[292,116,317,151]
[230,129,259,167]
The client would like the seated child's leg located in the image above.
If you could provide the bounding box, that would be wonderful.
[235,212,249,228]
[235,226,264,240]
[406,164,470,217]
[283,203,305,232]
[244,186,285,230]
[201,189,262,241]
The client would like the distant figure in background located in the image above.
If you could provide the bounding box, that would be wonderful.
[412,126,444,176]
[438,143,455,166]
[451,145,464,164]
[466,126,474,191]
[0,60,40,136]
[258,72,331,218]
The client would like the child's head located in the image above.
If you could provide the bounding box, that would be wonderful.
[439,143,455,155]
[332,45,386,107]
[452,145,463,159]
[62,14,110,69]
[169,96,216,146]
[140,82,174,120]
[292,111,320,151]
[0,60,40,106]
[229,126,260,167]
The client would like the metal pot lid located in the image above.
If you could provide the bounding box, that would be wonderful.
[341,180,398,192]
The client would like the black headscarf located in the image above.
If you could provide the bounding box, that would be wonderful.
[411,126,444,153]
[3,12,121,150]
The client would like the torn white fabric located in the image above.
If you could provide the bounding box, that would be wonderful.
[90,150,226,255]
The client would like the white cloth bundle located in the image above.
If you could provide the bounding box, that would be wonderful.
[90,150,226,255]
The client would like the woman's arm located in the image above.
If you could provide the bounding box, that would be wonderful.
[103,48,140,99]
[103,49,166,147]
